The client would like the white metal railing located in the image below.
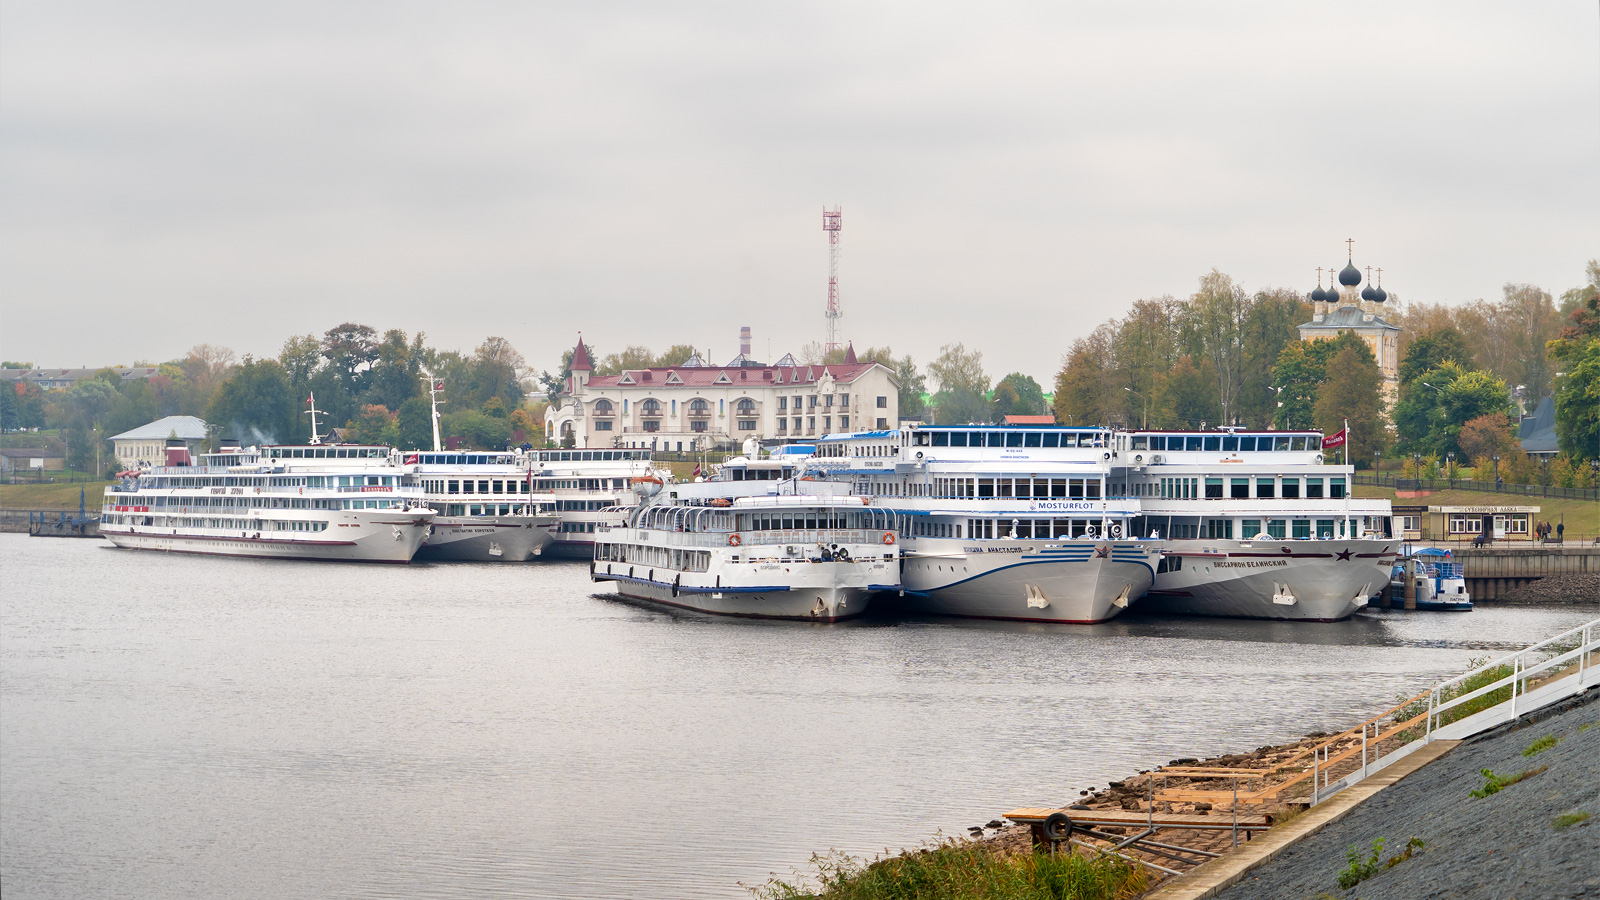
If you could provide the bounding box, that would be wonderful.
[1311,616,1598,805]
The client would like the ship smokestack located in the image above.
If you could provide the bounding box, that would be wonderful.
[740,326,752,358]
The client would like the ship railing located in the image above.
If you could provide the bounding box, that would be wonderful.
[620,528,892,549]
[1143,617,1598,818]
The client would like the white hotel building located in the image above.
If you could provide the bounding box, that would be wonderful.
[544,337,901,451]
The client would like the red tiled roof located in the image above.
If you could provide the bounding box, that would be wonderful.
[584,362,885,389]
[571,336,593,371]
[1004,415,1057,425]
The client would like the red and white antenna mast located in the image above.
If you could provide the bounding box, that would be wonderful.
[822,206,843,353]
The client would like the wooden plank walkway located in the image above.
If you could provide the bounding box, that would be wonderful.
[1004,808,1269,830]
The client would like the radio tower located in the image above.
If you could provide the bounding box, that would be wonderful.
[823,206,843,353]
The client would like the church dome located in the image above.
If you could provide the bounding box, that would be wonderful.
[1310,285,1329,303]
[1361,284,1378,301]
[1372,285,1388,302]
[1338,261,1362,286]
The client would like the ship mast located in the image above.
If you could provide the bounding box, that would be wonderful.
[305,393,327,445]
[421,370,444,452]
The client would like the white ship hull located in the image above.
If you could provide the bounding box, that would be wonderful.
[101,511,434,563]
[898,539,1159,624]
[416,515,556,562]
[593,558,888,621]
[1139,539,1398,621]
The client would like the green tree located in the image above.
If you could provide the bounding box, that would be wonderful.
[994,373,1046,419]
[321,323,378,391]
[655,344,699,368]
[1434,369,1515,455]
[894,355,926,419]
[1500,282,1562,400]
[346,404,398,445]
[1557,258,1599,318]
[366,329,426,411]
[206,357,301,444]
[596,345,657,375]
[279,334,323,393]
[928,343,990,425]
[1270,338,1343,431]
[1236,288,1312,427]
[1398,327,1472,387]
[1053,325,1122,427]
[1312,340,1388,466]
[1164,355,1221,429]
[396,396,435,451]
[1547,288,1600,460]
[442,408,511,450]
[1179,270,1249,425]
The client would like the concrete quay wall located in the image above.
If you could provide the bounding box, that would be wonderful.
[1453,546,1600,600]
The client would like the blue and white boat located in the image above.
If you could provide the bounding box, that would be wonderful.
[1382,547,1473,611]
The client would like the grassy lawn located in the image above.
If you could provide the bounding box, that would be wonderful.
[0,481,113,509]
[1355,484,1600,541]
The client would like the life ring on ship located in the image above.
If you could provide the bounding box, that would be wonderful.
[882,533,896,545]
[298,487,304,495]
[728,533,742,546]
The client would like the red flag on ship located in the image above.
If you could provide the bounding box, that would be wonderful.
[692,463,702,478]
[404,453,419,465]
[434,382,443,391]
[1323,428,1347,449]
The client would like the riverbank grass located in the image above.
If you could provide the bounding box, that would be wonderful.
[0,481,112,509]
[1335,836,1425,891]
[1469,766,1547,799]
[750,842,1147,900]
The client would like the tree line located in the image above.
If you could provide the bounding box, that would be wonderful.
[1,326,545,474]
[1046,260,1599,484]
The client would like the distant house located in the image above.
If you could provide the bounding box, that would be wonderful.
[1,366,161,391]
[108,416,208,468]
[0,447,65,474]
[1518,396,1559,459]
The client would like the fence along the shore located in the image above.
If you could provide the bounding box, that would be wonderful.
[1150,616,1598,809]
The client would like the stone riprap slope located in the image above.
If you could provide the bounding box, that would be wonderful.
[1213,690,1600,900]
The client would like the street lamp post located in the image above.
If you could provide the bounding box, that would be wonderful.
[1493,454,1501,490]
[1447,451,1455,488]
[1123,387,1148,430]
[1413,452,1422,485]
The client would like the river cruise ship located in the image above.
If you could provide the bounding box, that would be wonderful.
[532,448,669,558]
[1113,430,1396,621]
[805,426,1160,624]
[100,442,435,562]
[404,450,557,561]
[591,477,900,620]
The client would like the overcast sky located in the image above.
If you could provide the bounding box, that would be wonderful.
[2,2,1597,385]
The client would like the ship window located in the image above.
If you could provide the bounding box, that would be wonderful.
[1275,436,1292,451]
[1221,436,1238,451]
[1006,432,1024,448]
[1329,477,1346,499]
[1231,478,1250,498]
[950,432,968,447]
[1242,519,1261,539]
[1305,478,1324,498]
[1069,479,1084,499]
[1087,480,1101,499]
[1317,519,1336,539]
[1238,436,1256,451]
[977,479,994,498]
[988,432,1004,447]
[1203,436,1220,451]
[1185,436,1202,451]
[1205,477,1223,499]
[1256,478,1274,499]
[1292,437,1308,451]
[932,432,949,446]
[1292,520,1311,539]
[1131,436,1148,450]
[1282,478,1300,499]
[1042,433,1060,447]
[1308,436,1321,450]
[998,479,1012,498]
[1267,519,1287,539]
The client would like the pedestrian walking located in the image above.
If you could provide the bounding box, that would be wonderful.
[1557,521,1564,543]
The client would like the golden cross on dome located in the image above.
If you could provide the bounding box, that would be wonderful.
[1346,237,1355,257]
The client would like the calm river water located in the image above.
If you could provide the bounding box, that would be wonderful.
[3,533,1595,899]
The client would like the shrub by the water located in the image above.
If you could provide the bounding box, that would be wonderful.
[1522,734,1561,757]
[749,841,1148,900]
[1336,837,1425,890]
[1470,766,1547,799]
[1394,657,1516,741]
[1552,812,1590,829]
